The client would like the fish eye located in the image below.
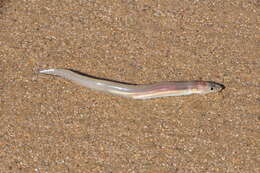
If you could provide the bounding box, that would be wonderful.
[210,87,214,90]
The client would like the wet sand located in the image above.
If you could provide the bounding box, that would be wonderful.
[0,0,259,172]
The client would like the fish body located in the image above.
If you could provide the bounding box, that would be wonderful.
[38,69,224,99]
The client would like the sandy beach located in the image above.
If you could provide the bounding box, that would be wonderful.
[0,0,259,172]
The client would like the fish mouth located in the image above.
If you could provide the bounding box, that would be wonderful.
[214,82,225,92]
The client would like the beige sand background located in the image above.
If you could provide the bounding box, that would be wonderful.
[1,0,259,172]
